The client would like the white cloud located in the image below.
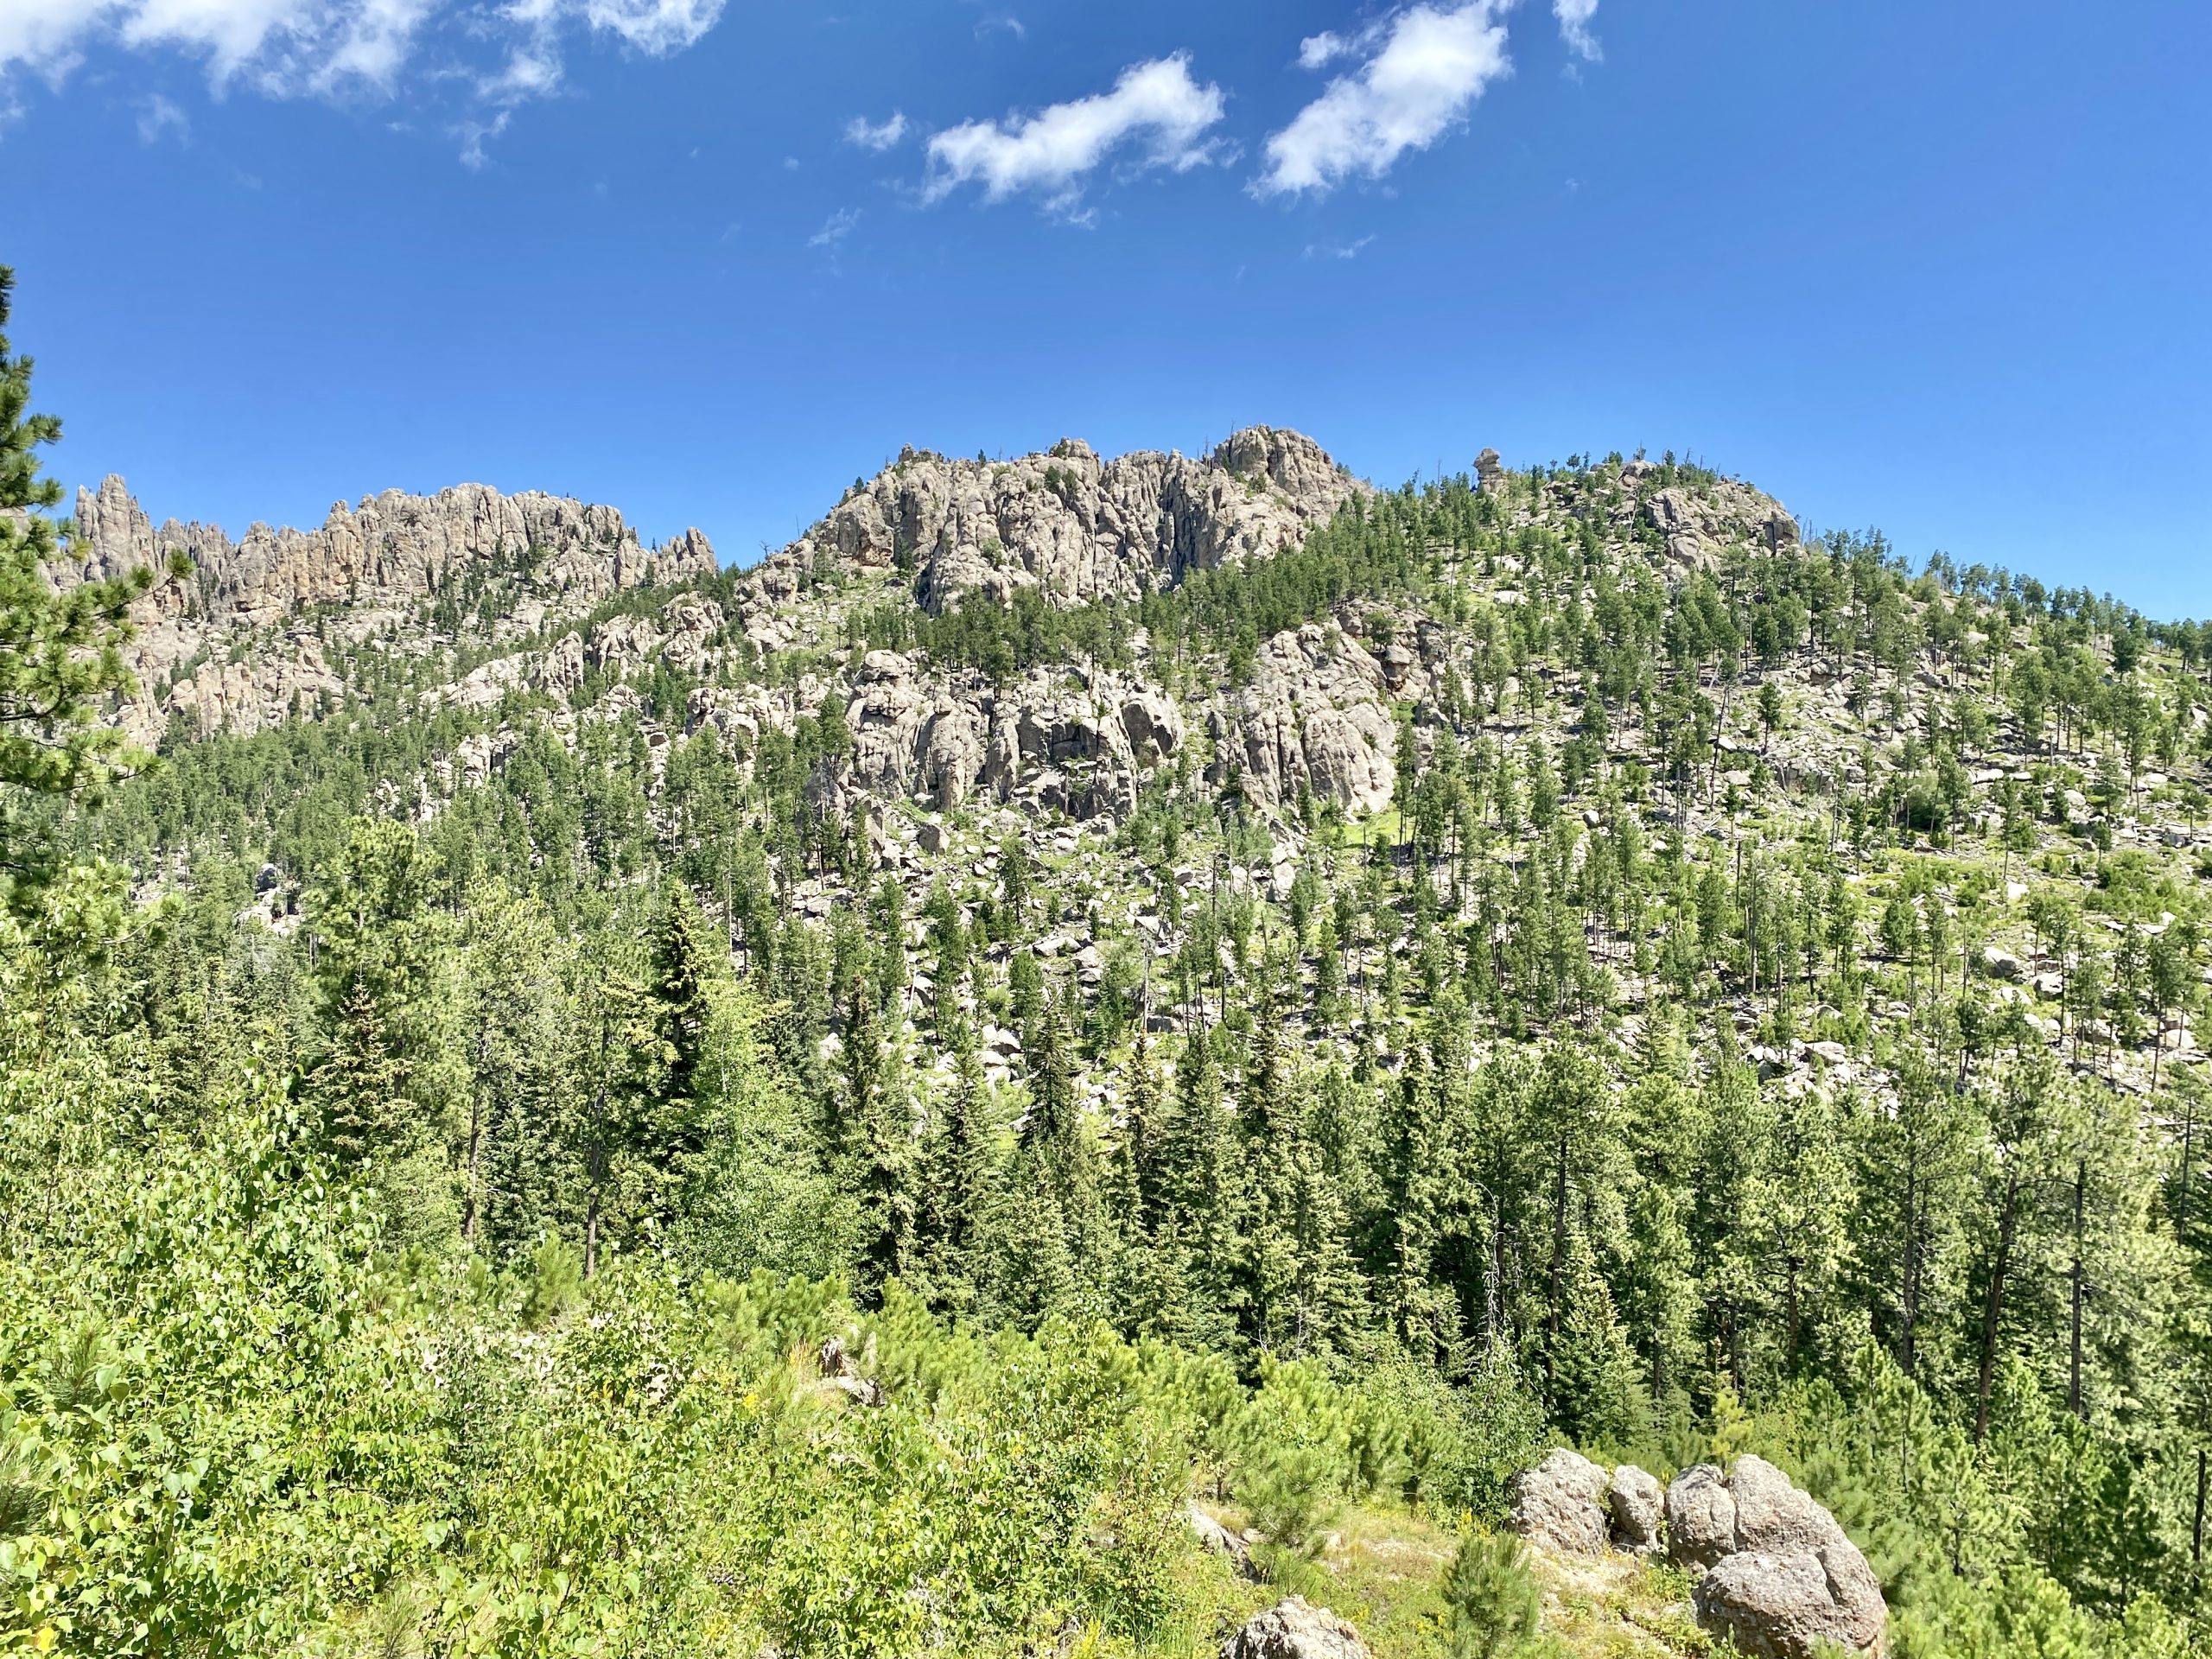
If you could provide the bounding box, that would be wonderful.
[809,206,861,247]
[118,0,322,82]
[577,0,720,55]
[1256,2,1514,198]
[1297,31,1351,70]
[923,54,1227,210]
[1,0,721,155]
[1303,234,1376,261]
[843,110,907,151]
[311,0,435,90]
[0,0,123,77]
[1554,0,1599,61]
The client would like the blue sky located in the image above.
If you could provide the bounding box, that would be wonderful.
[5,1,2209,614]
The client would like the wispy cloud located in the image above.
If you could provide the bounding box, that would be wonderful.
[923,53,1227,212]
[1256,2,1514,198]
[975,11,1023,41]
[454,108,510,169]
[843,110,907,151]
[1303,234,1376,261]
[1554,0,1599,62]
[3,0,724,162]
[809,206,861,247]
[136,89,188,141]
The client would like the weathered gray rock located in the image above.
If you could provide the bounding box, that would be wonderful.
[1694,1545,1886,1659]
[1668,1457,1885,1659]
[1219,1597,1371,1659]
[55,474,715,741]
[1509,1448,1611,1555]
[769,427,1363,613]
[1727,1455,1853,1558]
[1666,1463,1738,1569]
[1608,1463,1664,1554]
[1188,1503,1259,1581]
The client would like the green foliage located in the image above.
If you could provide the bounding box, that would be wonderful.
[0,267,181,916]
[1440,1529,1543,1659]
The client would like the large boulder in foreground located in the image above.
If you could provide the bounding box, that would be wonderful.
[1694,1544,1888,1659]
[1510,1448,1611,1554]
[1220,1596,1371,1659]
[1668,1456,1885,1659]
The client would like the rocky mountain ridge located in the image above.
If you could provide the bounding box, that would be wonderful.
[64,427,1828,844]
[761,425,1366,612]
[54,475,718,741]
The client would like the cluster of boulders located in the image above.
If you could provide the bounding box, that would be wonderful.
[1509,1449,1885,1659]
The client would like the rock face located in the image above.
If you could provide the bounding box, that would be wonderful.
[769,427,1363,613]
[53,475,716,742]
[1628,465,1798,571]
[1220,1597,1371,1659]
[1510,1448,1612,1555]
[1607,1464,1665,1555]
[1187,1503,1259,1580]
[1668,1457,1885,1659]
[1509,1452,1674,1558]
[1215,623,1402,817]
[1694,1547,1887,1659]
[1665,1462,1740,1570]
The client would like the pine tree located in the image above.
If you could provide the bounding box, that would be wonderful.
[0,265,181,917]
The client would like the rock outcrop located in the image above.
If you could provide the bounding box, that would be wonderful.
[1220,1597,1371,1659]
[1509,1451,1677,1558]
[1187,1503,1259,1580]
[1624,463,1799,570]
[1607,1464,1665,1556]
[767,427,1363,613]
[1668,1457,1885,1659]
[1694,1546,1887,1659]
[52,475,716,742]
[1510,1448,1613,1555]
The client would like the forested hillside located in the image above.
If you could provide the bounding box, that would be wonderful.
[3,270,2209,1659]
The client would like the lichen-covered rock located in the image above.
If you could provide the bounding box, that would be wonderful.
[1219,1597,1370,1659]
[1666,1463,1739,1569]
[1608,1463,1665,1554]
[1509,1448,1611,1555]
[1693,1544,1886,1659]
[1668,1457,1886,1658]
[1727,1455,1853,1558]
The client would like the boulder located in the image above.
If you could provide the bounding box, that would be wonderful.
[1608,1463,1665,1555]
[1667,1457,1885,1659]
[1220,1597,1371,1659]
[1727,1455,1851,1557]
[1509,1448,1611,1555]
[1187,1503,1259,1581]
[1694,1545,1886,1659]
[1666,1463,1739,1569]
